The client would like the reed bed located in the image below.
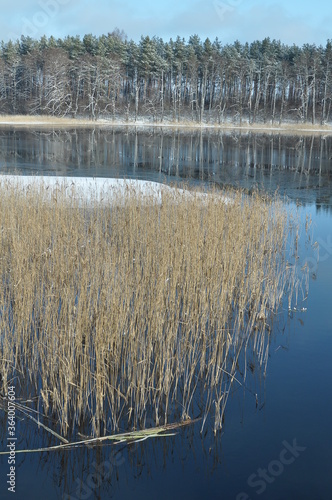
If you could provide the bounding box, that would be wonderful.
[0,179,301,437]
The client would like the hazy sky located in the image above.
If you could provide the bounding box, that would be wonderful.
[2,0,332,46]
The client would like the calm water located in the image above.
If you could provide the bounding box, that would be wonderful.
[0,126,331,500]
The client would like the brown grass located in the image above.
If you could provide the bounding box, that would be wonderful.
[0,114,101,127]
[1,114,332,135]
[0,180,302,437]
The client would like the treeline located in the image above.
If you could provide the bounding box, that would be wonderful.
[1,30,332,124]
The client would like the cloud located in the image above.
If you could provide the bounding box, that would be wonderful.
[1,0,331,47]
[103,1,332,46]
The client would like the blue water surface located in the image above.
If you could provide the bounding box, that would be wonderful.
[0,127,331,500]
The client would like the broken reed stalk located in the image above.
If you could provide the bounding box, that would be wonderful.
[0,178,303,439]
[0,395,69,444]
[0,417,200,455]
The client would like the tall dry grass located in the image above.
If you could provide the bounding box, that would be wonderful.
[0,179,302,437]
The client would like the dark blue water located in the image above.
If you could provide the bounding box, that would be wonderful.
[0,127,331,500]
[1,127,331,207]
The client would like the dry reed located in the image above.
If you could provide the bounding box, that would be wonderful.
[0,178,302,437]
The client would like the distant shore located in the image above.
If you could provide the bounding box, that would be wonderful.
[1,114,332,135]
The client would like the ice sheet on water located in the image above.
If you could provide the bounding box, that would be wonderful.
[0,175,232,205]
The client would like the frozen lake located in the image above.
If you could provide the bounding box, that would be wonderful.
[0,126,331,500]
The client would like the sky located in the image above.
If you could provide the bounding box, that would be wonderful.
[1,0,332,47]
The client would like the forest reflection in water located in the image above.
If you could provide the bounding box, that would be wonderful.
[0,126,331,210]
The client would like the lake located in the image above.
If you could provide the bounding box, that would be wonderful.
[0,126,331,500]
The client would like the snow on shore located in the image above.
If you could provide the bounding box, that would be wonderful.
[0,175,231,205]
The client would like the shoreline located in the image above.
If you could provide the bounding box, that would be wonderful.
[1,115,332,135]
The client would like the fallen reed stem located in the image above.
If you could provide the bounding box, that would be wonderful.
[0,418,200,455]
